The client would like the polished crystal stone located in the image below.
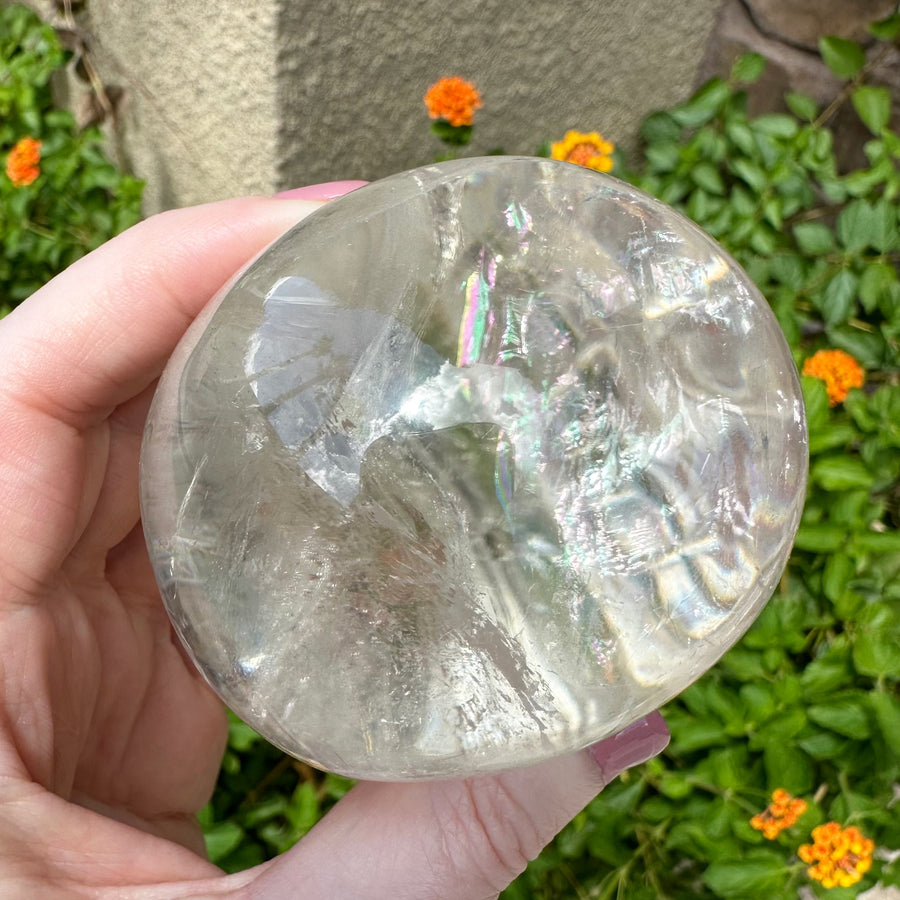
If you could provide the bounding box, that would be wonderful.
[140,157,807,780]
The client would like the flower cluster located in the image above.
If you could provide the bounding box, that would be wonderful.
[802,348,865,406]
[750,789,808,840]
[798,822,875,889]
[424,77,482,127]
[550,130,615,172]
[5,136,41,186]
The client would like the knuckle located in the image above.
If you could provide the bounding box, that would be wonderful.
[436,775,545,890]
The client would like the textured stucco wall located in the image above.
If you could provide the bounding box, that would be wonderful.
[276,0,722,190]
[85,0,281,211]
[73,0,721,211]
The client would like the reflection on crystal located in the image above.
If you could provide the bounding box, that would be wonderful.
[140,157,807,780]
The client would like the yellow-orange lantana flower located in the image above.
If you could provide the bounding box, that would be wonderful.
[424,77,482,127]
[798,822,875,890]
[551,130,615,172]
[802,348,865,406]
[750,789,808,840]
[5,136,41,187]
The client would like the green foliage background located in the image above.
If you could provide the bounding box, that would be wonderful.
[3,4,900,898]
[0,3,143,311]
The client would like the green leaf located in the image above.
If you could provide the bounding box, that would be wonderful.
[819,269,859,325]
[808,696,871,738]
[819,36,866,79]
[227,717,262,752]
[763,741,814,794]
[645,141,681,172]
[725,119,757,156]
[203,820,245,863]
[823,553,854,601]
[793,523,846,553]
[749,224,777,255]
[798,728,848,759]
[810,454,874,491]
[731,157,768,193]
[752,114,799,140]
[286,781,321,834]
[785,92,818,122]
[859,261,899,312]
[670,717,727,753]
[769,253,805,290]
[430,120,473,145]
[850,530,900,553]
[802,654,854,697]
[751,706,809,748]
[658,771,694,799]
[740,682,775,722]
[721,648,765,680]
[241,795,287,827]
[731,52,766,84]
[870,691,900,755]
[853,611,900,677]
[704,857,787,898]
[793,222,834,255]
[837,200,876,252]
[869,12,900,41]
[761,196,783,229]
[870,197,900,252]
[852,85,892,135]
[672,78,731,127]
[825,325,886,370]
[640,111,682,143]
[802,375,830,432]
[809,423,858,455]
[692,161,725,194]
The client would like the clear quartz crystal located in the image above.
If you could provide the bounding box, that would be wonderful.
[140,157,807,780]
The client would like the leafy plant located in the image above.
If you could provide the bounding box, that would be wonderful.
[200,712,353,872]
[0,3,143,311]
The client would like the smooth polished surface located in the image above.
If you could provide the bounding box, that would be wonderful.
[140,158,807,779]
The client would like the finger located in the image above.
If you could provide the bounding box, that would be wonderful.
[67,382,157,566]
[0,195,321,431]
[244,713,670,900]
[274,180,368,200]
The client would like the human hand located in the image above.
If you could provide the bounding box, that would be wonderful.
[0,182,669,899]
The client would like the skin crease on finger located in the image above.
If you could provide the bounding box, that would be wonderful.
[0,188,669,900]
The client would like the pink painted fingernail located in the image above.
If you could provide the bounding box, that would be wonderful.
[273,180,368,200]
[587,711,670,781]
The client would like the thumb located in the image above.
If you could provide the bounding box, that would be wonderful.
[244,712,669,900]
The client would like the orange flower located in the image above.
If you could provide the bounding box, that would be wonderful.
[750,789,808,840]
[5,136,41,187]
[802,349,865,406]
[798,822,875,889]
[551,130,615,173]
[424,77,482,127]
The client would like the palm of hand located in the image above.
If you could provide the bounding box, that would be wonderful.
[0,371,227,891]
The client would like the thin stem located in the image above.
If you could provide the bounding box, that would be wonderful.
[813,45,894,130]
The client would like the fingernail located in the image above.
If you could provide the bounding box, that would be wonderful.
[587,711,669,781]
[273,180,368,200]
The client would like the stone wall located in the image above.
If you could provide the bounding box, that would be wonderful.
[699,0,899,169]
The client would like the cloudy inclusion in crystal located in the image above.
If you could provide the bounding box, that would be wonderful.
[140,157,807,780]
